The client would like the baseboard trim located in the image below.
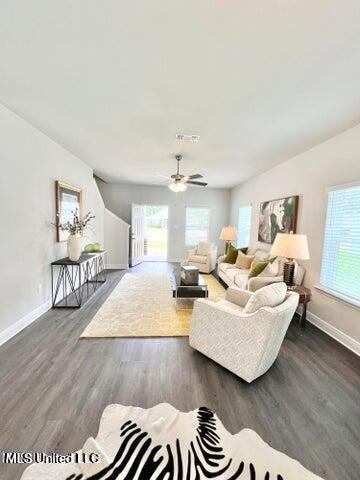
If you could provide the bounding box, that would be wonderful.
[107,263,128,270]
[307,311,360,357]
[0,299,52,347]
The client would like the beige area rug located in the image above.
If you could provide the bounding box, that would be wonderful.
[80,272,225,338]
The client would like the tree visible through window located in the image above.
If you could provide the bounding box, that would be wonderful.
[185,207,210,246]
[320,183,360,302]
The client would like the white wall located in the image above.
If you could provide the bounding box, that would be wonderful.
[0,104,104,341]
[230,124,360,348]
[97,181,230,262]
[105,209,130,269]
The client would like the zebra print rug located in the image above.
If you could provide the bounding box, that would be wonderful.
[21,403,323,480]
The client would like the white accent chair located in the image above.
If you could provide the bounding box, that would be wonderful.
[189,283,299,383]
[185,242,218,274]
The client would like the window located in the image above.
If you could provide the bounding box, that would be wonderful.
[320,183,360,303]
[185,207,210,246]
[237,204,252,248]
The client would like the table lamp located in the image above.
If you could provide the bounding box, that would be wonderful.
[220,226,237,253]
[270,233,310,289]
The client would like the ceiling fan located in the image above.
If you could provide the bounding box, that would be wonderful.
[165,154,208,192]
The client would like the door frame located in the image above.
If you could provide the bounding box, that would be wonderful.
[144,204,169,262]
[131,203,145,266]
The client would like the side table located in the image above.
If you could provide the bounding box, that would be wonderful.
[291,286,312,329]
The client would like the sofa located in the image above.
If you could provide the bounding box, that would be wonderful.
[185,242,218,274]
[189,283,299,382]
[217,246,305,291]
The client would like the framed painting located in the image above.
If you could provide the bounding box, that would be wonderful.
[55,181,83,242]
[258,195,299,244]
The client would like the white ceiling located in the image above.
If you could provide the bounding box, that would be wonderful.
[1,1,360,188]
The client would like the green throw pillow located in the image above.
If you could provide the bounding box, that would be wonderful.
[223,244,238,264]
[248,260,271,279]
[223,245,248,264]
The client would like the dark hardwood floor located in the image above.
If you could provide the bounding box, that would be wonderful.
[0,263,359,479]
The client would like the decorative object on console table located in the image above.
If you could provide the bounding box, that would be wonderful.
[55,209,95,261]
[292,286,312,329]
[51,250,107,308]
[219,226,237,253]
[258,195,299,244]
[270,233,310,289]
[68,234,82,261]
[84,243,102,253]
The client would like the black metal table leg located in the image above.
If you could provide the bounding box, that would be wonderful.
[51,251,107,308]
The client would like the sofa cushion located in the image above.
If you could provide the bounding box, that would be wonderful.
[235,251,255,269]
[189,254,207,264]
[219,262,237,274]
[197,241,210,255]
[234,273,249,289]
[254,249,270,262]
[226,268,242,283]
[243,283,287,314]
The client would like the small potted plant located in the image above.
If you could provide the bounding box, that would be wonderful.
[57,209,95,261]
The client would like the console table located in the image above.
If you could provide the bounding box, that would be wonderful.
[51,251,107,308]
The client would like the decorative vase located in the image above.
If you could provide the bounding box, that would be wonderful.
[67,234,82,261]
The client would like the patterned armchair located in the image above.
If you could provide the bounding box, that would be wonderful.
[189,284,299,383]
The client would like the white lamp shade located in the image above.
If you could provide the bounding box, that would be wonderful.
[270,233,310,260]
[220,226,237,241]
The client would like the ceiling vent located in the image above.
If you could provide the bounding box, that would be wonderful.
[175,133,200,143]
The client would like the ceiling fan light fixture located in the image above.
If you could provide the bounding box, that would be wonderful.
[168,181,187,192]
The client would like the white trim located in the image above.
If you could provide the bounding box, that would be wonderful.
[315,284,360,309]
[0,299,52,347]
[307,311,360,357]
[107,263,129,269]
[326,179,360,192]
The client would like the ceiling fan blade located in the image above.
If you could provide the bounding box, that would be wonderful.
[186,180,208,187]
[188,174,203,180]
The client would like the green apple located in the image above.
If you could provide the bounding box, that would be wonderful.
[93,243,101,252]
[84,243,94,252]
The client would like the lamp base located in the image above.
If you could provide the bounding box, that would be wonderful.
[225,241,231,254]
[283,258,298,289]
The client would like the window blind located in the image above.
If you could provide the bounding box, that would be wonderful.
[320,183,360,302]
[237,205,252,248]
[185,207,210,246]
